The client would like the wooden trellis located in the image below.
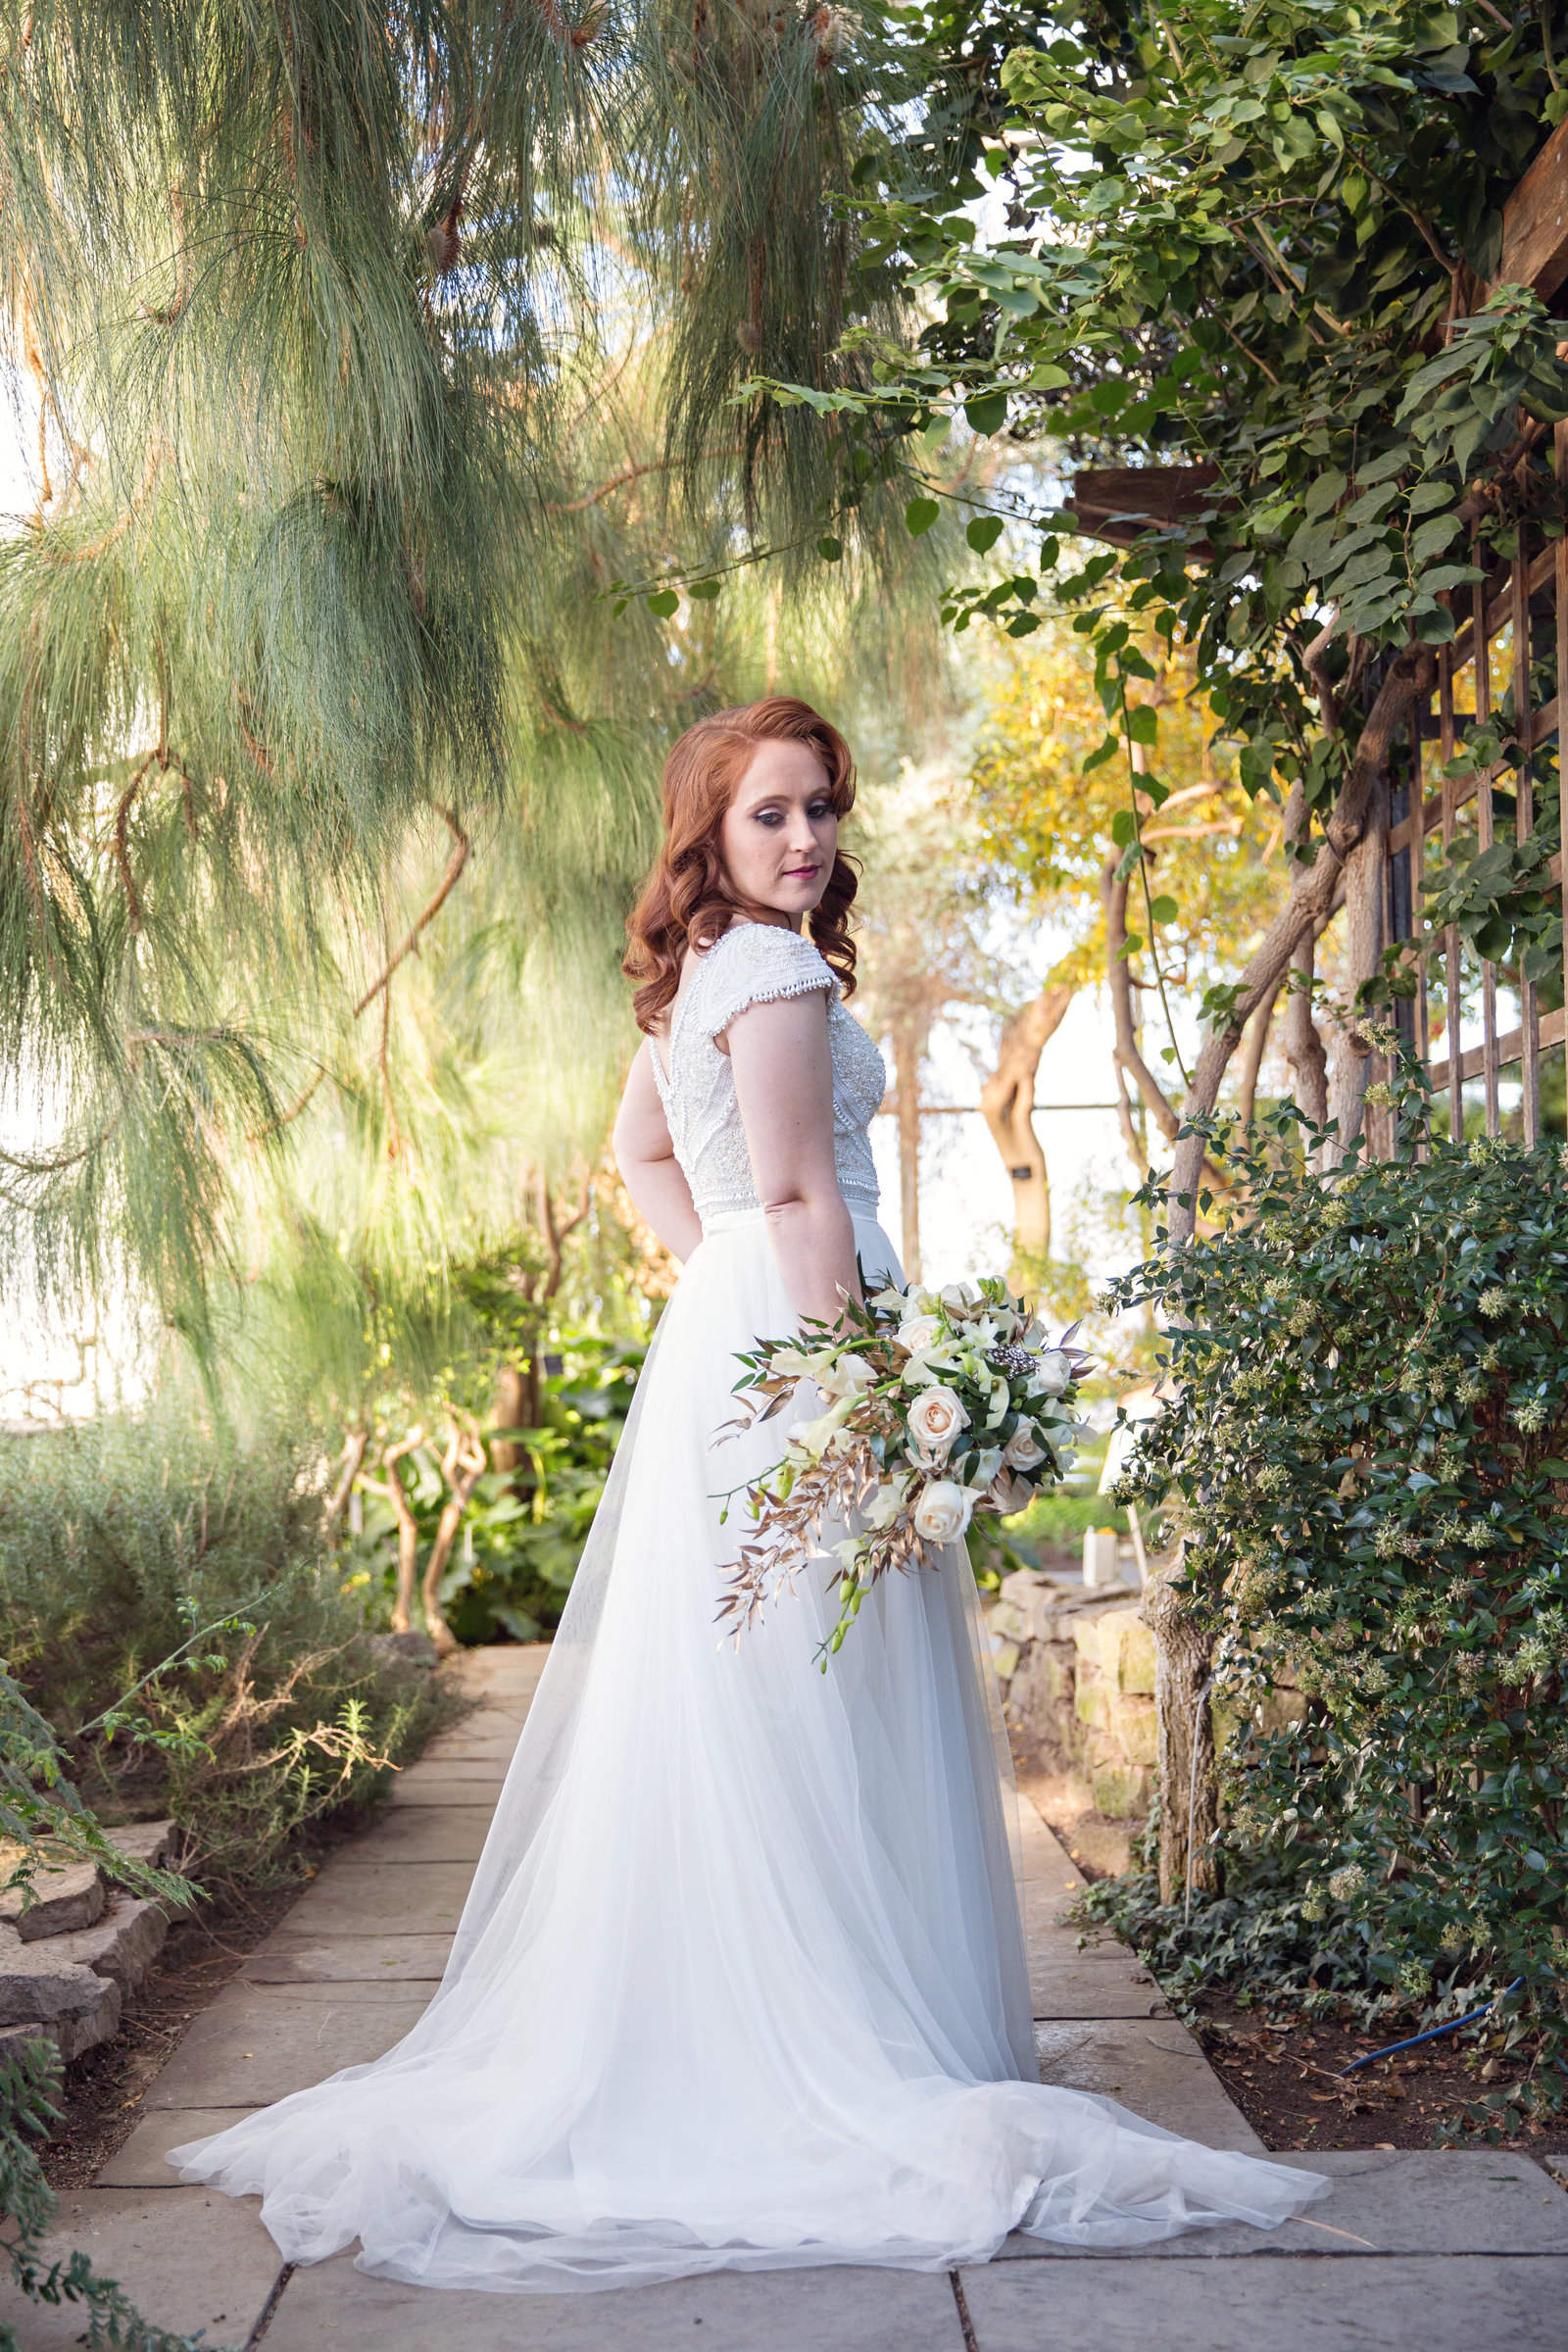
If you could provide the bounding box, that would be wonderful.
[1384,468,1568,1146]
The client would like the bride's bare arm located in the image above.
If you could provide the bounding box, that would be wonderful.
[725,992,860,1329]
[612,1049,704,1262]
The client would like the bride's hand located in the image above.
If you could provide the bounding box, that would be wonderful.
[723,991,860,1330]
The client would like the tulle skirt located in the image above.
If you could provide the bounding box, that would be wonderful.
[170,1208,1326,2289]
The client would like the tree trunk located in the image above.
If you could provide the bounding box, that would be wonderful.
[491,1359,538,1474]
[420,1421,488,1658]
[322,1429,368,1534]
[1141,1553,1223,1905]
[977,984,1074,1266]
[1234,979,1281,1128]
[381,1428,424,1635]
[891,1020,922,1282]
[1283,926,1329,1135]
[1102,858,1184,1151]
[1325,774,1388,1166]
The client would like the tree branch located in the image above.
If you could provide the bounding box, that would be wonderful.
[352,809,470,1016]
[1167,638,1437,1241]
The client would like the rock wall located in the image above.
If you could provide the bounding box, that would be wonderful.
[989,1568,1309,1875]
[0,1821,180,2065]
[987,1570,1157,1835]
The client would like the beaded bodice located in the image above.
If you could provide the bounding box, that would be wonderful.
[648,922,885,1225]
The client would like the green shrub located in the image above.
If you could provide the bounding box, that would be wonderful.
[1002,1485,1129,1560]
[1106,1096,1568,2135]
[0,1402,456,1901]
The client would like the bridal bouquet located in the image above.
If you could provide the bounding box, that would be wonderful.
[714,1277,1091,1661]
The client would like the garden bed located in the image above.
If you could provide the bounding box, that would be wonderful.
[1191,1996,1568,2166]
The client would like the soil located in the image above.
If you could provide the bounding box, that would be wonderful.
[38,1807,375,2192]
[1190,1995,1568,2166]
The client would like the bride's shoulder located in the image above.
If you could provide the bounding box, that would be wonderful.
[694,921,837,1033]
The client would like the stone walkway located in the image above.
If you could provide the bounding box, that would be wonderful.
[7,1645,1566,2349]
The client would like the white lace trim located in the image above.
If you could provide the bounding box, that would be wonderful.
[694,924,836,1041]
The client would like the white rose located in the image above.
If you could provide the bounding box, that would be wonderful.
[1004,1423,1047,1471]
[988,1467,1035,1515]
[1030,1350,1073,1397]
[906,1385,969,1461]
[897,1312,943,1354]
[912,1479,977,1544]
[940,1281,980,1314]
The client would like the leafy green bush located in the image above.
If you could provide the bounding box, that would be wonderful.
[0,1402,456,1900]
[1106,1097,1568,2134]
[340,1332,645,1642]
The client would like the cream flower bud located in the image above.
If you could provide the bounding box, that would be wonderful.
[906,1385,969,1461]
[1030,1350,1073,1397]
[912,1479,977,1544]
[1003,1423,1047,1470]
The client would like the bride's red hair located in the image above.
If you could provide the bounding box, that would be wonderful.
[623,697,858,1035]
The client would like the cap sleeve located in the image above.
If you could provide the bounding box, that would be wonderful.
[696,923,836,1042]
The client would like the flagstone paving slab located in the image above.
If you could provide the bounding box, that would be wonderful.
[1018,1958,1171,2020]
[240,1931,454,1983]
[0,2187,280,2350]
[144,1981,429,2107]
[1015,1794,1169,2021]
[97,2106,262,2186]
[994,2150,1568,2260]
[71,1642,1552,2350]
[387,1763,511,1805]
[1032,2017,1265,2152]
[958,2251,1568,2351]
[340,1804,495,1863]
[260,2253,968,2352]
[272,1858,475,1936]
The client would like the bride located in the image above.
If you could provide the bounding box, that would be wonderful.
[171,695,1326,2289]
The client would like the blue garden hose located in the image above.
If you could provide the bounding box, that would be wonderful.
[1336,1978,1526,2076]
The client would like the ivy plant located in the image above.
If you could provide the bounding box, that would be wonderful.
[1106,1079,1568,2135]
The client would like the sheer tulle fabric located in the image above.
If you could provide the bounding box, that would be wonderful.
[170,1212,1326,2289]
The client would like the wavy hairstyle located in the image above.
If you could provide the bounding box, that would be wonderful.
[623,697,858,1035]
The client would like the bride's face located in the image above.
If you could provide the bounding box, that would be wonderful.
[718,740,838,924]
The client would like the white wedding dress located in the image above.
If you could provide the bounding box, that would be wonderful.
[171,920,1325,2289]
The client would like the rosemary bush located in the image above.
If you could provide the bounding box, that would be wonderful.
[0,1401,453,1900]
[1104,1096,1568,2133]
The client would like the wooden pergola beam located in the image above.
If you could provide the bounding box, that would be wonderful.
[1066,463,1223,549]
[1067,128,1568,549]
[1494,113,1568,302]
